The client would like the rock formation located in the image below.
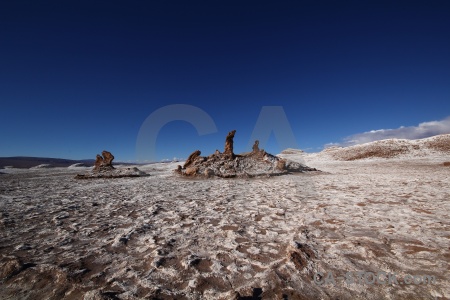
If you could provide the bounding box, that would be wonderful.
[184,167,198,176]
[252,140,260,153]
[76,151,148,179]
[250,140,266,159]
[102,150,114,166]
[224,130,236,158]
[183,150,201,169]
[93,151,115,172]
[94,154,104,169]
[175,130,318,178]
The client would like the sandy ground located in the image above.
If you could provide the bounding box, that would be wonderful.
[0,157,449,299]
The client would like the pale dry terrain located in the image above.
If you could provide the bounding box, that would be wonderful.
[0,152,449,299]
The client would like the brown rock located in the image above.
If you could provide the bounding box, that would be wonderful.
[93,151,115,172]
[277,159,286,170]
[94,154,104,171]
[252,140,260,153]
[185,167,197,176]
[183,150,201,168]
[224,130,236,158]
[101,150,114,166]
[276,159,286,170]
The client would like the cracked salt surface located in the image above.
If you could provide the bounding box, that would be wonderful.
[0,156,449,299]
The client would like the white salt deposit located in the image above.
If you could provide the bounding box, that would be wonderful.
[0,138,449,299]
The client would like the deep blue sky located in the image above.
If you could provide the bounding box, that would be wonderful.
[1,1,450,162]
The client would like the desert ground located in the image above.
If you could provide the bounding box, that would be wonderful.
[0,150,449,299]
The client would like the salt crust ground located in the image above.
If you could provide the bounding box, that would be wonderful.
[0,154,449,299]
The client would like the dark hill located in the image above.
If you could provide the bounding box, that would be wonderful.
[0,157,94,169]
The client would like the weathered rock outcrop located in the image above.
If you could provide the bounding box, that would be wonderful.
[183,150,201,169]
[252,140,260,153]
[93,151,115,172]
[175,130,318,178]
[75,151,148,179]
[102,150,114,166]
[224,130,236,158]
[94,154,103,168]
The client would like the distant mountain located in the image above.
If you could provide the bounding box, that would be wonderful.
[279,134,450,161]
[321,134,450,161]
[0,157,95,169]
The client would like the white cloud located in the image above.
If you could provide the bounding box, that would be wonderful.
[323,142,341,148]
[332,116,450,147]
